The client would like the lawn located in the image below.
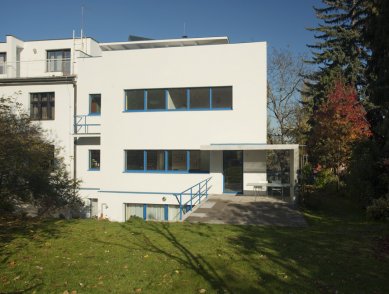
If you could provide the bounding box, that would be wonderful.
[1,198,389,294]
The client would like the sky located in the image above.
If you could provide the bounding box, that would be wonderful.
[0,0,322,54]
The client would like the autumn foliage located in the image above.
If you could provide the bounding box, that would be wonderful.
[309,80,371,175]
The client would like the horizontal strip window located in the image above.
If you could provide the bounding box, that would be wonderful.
[125,204,181,221]
[124,86,232,112]
[124,150,210,173]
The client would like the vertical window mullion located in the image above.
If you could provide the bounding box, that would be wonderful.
[144,90,147,111]
[209,87,213,110]
[144,150,147,171]
[187,88,190,110]
[186,151,190,172]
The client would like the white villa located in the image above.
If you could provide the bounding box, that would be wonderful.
[0,34,299,222]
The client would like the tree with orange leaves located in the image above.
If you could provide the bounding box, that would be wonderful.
[309,80,371,178]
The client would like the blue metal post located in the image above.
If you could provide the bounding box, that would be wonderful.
[206,180,208,199]
[179,193,182,220]
[198,183,201,203]
[190,188,193,210]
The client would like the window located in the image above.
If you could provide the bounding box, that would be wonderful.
[146,204,165,220]
[90,94,101,115]
[146,150,165,171]
[30,92,55,120]
[124,150,209,173]
[189,87,210,109]
[46,49,70,73]
[212,86,232,109]
[125,90,144,110]
[168,150,187,171]
[125,204,144,220]
[89,150,100,170]
[125,150,144,170]
[167,88,187,110]
[147,89,166,110]
[189,151,210,173]
[0,52,6,75]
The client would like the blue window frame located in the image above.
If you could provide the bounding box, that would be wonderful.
[124,86,232,112]
[124,150,210,173]
[89,150,100,171]
[89,94,101,115]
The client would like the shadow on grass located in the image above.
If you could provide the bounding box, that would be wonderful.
[93,221,234,293]
[0,217,70,265]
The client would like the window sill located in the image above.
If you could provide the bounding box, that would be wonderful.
[123,170,210,174]
[88,113,101,116]
[88,168,100,171]
[122,108,232,113]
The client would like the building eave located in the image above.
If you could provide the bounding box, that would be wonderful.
[0,75,76,86]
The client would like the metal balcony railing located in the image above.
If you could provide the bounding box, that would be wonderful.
[0,58,72,78]
[74,115,101,135]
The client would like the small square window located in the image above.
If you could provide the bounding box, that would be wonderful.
[90,94,101,114]
[89,150,100,170]
[147,89,166,110]
[125,90,144,110]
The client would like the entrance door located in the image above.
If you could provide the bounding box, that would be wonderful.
[90,198,98,218]
[223,151,243,193]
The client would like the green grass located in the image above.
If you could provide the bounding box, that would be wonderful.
[1,199,389,294]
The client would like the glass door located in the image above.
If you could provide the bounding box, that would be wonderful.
[223,151,243,193]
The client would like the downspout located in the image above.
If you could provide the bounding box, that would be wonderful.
[73,80,77,181]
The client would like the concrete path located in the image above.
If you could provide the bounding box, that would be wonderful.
[185,195,307,226]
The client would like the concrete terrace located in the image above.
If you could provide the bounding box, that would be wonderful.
[185,195,307,226]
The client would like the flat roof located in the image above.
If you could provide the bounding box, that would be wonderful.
[99,36,229,51]
[200,143,299,151]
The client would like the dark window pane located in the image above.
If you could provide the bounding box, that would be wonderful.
[147,89,166,110]
[212,86,232,109]
[0,52,6,75]
[126,150,144,170]
[189,87,210,109]
[89,150,100,170]
[125,90,144,110]
[168,151,187,171]
[30,92,55,120]
[146,150,165,170]
[90,94,101,114]
[189,151,210,173]
[167,88,187,110]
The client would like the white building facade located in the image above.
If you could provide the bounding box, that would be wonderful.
[0,34,297,222]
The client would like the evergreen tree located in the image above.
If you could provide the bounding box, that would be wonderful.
[305,0,368,106]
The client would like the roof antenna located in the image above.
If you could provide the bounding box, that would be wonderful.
[182,22,188,38]
[81,5,84,39]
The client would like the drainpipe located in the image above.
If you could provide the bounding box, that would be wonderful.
[73,80,77,181]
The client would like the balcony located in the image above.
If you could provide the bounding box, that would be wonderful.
[74,115,101,136]
[0,58,72,79]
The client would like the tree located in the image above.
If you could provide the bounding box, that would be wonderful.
[0,93,82,215]
[305,0,368,106]
[308,79,371,178]
[267,48,309,144]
